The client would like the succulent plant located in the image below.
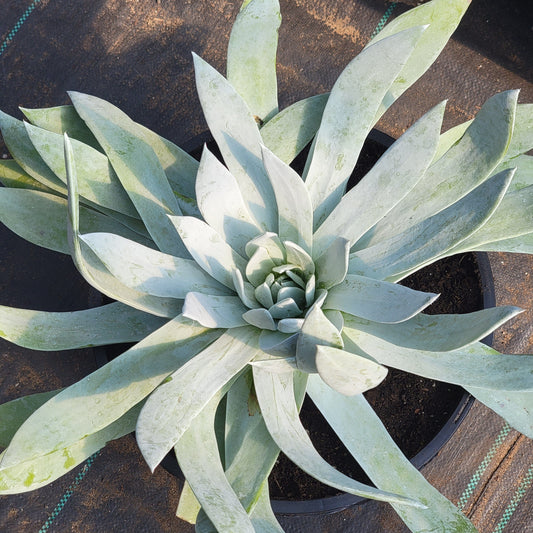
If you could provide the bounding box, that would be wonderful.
[1,0,532,531]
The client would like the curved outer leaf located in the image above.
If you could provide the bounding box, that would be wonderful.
[227,0,280,123]
[174,389,255,533]
[342,325,533,392]
[315,345,388,396]
[195,147,262,256]
[368,0,471,117]
[0,111,67,194]
[136,326,260,471]
[252,366,424,507]
[433,120,472,163]
[182,293,248,328]
[362,91,518,248]
[344,306,523,353]
[314,237,350,289]
[63,137,183,317]
[169,215,248,290]
[0,315,221,469]
[0,159,56,193]
[0,188,153,255]
[494,155,533,191]
[68,92,187,257]
[314,101,445,252]
[193,53,277,231]
[307,376,477,533]
[466,387,533,439]
[349,168,515,281]
[0,403,141,495]
[304,26,426,228]
[324,275,438,324]
[0,302,166,351]
[25,122,139,218]
[260,94,328,164]
[505,103,533,159]
[469,232,533,255]
[261,145,313,254]
[80,232,231,299]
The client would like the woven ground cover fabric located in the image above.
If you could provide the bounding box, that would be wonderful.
[1,0,532,531]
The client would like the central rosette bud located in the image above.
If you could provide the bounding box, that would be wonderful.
[238,232,321,333]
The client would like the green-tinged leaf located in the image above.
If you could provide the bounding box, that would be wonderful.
[325,275,438,324]
[80,232,231,299]
[344,307,523,352]
[176,481,201,524]
[315,346,387,396]
[470,232,533,254]
[342,324,533,392]
[314,237,350,288]
[193,53,277,231]
[433,120,472,163]
[174,388,254,533]
[183,293,248,328]
[21,105,101,149]
[252,366,424,507]
[304,26,425,228]
[284,241,314,276]
[0,188,152,254]
[363,91,518,247]
[0,302,166,351]
[0,111,67,193]
[369,0,471,117]
[446,184,533,255]
[307,376,477,532]
[505,103,533,159]
[0,403,141,494]
[0,159,56,193]
[261,145,313,253]
[296,304,343,373]
[169,215,248,290]
[494,155,533,191]
[349,169,514,281]
[25,122,139,218]
[315,101,445,252]
[0,315,221,469]
[247,482,284,533]
[227,0,280,123]
[0,390,60,448]
[136,327,260,470]
[195,147,261,256]
[68,91,187,256]
[467,387,533,439]
[260,94,328,164]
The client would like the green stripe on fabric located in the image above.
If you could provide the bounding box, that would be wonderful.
[457,423,512,511]
[38,451,101,533]
[370,2,398,40]
[492,464,533,533]
[0,0,44,57]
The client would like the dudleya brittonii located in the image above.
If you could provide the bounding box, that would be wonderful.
[0,0,533,532]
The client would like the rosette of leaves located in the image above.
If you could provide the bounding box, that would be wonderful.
[1,0,533,531]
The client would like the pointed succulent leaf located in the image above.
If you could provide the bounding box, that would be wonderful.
[0,159,56,193]
[350,168,514,281]
[315,345,388,396]
[252,367,424,507]
[324,275,438,323]
[174,389,255,533]
[183,293,248,328]
[261,145,313,253]
[284,241,314,276]
[304,26,426,227]
[196,146,262,255]
[493,155,533,191]
[260,94,328,163]
[68,91,187,256]
[0,403,142,495]
[342,324,533,392]
[169,215,247,289]
[0,302,166,351]
[25,122,139,218]
[314,101,446,252]
[136,327,260,471]
[80,232,231,298]
[363,91,518,247]
[243,308,277,330]
[0,188,152,254]
[245,232,285,262]
[469,232,533,255]
[246,246,276,286]
[314,237,350,288]
[368,0,471,117]
[227,0,280,123]
[0,315,221,469]
[344,306,523,352]
[505,103,533,159]
[307,376,478,532]
[176,481,201,524]
[193,53,276,231]
[433,120,472,163]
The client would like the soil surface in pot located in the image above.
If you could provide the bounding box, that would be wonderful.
[268,135,485,501]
